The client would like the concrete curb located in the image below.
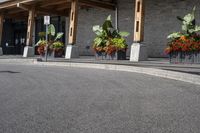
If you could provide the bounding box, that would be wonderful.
[32,61,200,86]
[0,58,199,85]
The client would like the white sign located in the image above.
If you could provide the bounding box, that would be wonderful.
[44,16,50,25]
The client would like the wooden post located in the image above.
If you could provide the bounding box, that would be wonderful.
[68,0,78,45]
[115,0,119,30]
[0,14,4,47]
[130,0,147,62]
[26,8,35,46]
[133,0,145,42]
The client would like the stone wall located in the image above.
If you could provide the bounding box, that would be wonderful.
[70,0,200,57]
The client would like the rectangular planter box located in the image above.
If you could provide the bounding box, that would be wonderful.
[95,50,126,60]
[170,52,181,63]
[170,51,200,64]
[181,52,194,64]
[194,52,200,64]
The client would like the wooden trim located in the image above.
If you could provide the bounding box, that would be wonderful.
[17,3,68,17]
[26,8,35,46]
[133,0,145,42]
[17,3,29,10]
[40,0,67,7]
[68,0,78,45]
[0,0,115,19]
[0,0,38,10]
[79,0,116,10]
[0,14,4,47]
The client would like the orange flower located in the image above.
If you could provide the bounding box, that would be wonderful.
[180,35,187,41]
[164,47,172,54]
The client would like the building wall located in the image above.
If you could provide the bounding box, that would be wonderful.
[73,0,134,56]
[70,0,200,57]
[2,0,199,57]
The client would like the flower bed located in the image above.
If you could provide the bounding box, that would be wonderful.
[165,7,200,64]
[92,15,129,60]
[36,25,64,58]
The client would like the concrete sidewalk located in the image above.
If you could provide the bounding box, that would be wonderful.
[0,55,200,85]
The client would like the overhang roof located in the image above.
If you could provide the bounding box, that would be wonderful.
[0,0,116,19]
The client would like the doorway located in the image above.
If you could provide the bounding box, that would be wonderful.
[2,19,27,55]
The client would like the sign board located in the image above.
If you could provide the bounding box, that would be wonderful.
[44,16,50,25]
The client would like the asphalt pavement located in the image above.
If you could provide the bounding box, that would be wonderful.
[0,64,200,133]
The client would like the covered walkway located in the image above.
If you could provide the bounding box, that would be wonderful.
[0,0,145,61]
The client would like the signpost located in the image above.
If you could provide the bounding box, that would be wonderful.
[44,16,50,62]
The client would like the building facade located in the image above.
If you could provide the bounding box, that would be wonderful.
[0,0,199,57]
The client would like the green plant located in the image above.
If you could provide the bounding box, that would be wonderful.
[47,24,64,42]
[168,6,200,40]
[36,24,64,47]
[165,7,200,55]
[36,24,64,57]
[111,38,128,50]
[37,40,47,46]
[38,32,46,40]
[37,40,47,56]
[92,15,129,54]
[51,41,64,49]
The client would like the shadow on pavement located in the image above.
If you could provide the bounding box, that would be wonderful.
[0,71,21,74]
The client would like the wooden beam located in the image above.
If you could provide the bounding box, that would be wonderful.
[6,8,25,15]
[17,3,30,10]
[17,3,68,17]
[79,0,116,10]
[56,4,71,11]
[36,7,68,17]
[5,12,28,19]
[0,14,4,47]
[68,0,78,45]
[133,0,145,42]
[40,0,68,7]
[0,0,39,10]
[26,8,35,46]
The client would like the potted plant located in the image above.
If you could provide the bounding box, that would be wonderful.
[36,32,46,56]
[36,24,64,58]
[37,40,47,56]
[50,41,64,57]
[92,15,129,60]
[111,37,128,60]
[165,7,200,64]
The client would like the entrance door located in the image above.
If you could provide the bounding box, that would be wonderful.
[14,29,26,55]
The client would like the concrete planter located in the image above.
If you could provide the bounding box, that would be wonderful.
[170,51,200,64]
[95,50,126,60]
[169,52,181,63]
[54,49,64,58]
[95,51,107,60]
[181,52,194,64]
[109,50,127,60]
[194,52,200,64]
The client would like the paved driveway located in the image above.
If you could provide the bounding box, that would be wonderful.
[0,64,200,133]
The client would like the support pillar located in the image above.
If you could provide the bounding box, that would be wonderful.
[65,0,79,59]
[130,0,147,62]
[115,0,119,30]
[0,14,4,55]
[23,8,35,57]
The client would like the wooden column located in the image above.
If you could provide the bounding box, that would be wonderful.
[0,14,4,47]
[68,0,78,45]
[133,0,145,42]
[26,8,35,46]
